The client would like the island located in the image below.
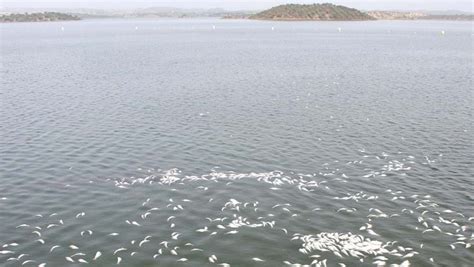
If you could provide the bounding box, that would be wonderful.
[0,12,81,23]
[249,3,375,21]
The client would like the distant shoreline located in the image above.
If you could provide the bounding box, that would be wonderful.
[366,11,473,21]
[0,12,80,23]
[1,12,472,23]
[2,17,472,24]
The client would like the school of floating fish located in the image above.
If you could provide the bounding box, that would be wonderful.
[1,150,473,266]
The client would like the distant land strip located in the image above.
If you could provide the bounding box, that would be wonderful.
[1,4,472,23]
[367,11,474,21]
[0,12,81,23]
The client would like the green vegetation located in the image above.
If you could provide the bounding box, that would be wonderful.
[0,12,80,23]
[249,3,375,21]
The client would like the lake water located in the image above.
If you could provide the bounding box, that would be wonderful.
[0,19,472,266]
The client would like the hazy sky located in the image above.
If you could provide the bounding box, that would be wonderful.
[2,0,473,12]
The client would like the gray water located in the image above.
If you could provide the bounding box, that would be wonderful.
[0,19,473,267]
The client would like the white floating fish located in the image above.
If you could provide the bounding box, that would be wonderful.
[114,248,127,255]
[93,251,102,260]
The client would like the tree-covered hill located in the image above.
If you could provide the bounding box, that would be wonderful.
[250,3,375,21]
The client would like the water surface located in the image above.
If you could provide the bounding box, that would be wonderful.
[1,19,473,266]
